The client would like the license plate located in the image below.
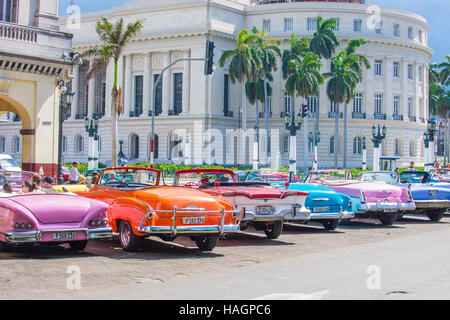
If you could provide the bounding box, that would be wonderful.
[314,207,330,213]
[383,208,397,213]
[256,206,275,215]
[52,232,77,240]
[182,217,205,225]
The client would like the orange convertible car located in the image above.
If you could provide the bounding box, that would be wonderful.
[75,167,240,252]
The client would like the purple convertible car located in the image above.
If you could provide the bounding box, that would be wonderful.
[0,171,112,251]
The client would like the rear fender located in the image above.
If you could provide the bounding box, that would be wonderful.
[110,197,152,236]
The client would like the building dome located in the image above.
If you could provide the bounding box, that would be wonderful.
[251,0,365,4]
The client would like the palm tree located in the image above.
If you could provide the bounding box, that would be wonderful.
[439,54,450,86]
[252,27,281,163]
[83,17,143,167]
[219,29,262,165]
[324,39,370,168]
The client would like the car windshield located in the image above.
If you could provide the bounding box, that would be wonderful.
[174,171,235,188]
[359,172,398,184]
[0,158,19,168]
[98,168,161,188]
[0,171,38,190]
[434,169,450,177]
[305,171,349,183]
[400,172,428,184]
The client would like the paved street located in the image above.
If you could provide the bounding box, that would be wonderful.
[1,214,450,300]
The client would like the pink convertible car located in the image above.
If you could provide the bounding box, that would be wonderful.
[0,172,112,251]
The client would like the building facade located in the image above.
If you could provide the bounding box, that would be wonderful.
[0,0,433,169]
[0,0,73,177]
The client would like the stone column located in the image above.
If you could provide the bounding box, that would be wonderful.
[384,56,393,119]
[162,52,171,116]
[71,65,79,120]
[182,50,191,115]
[365,56,374,119]
[87,73,95,118]
[124,55,133,117]
[105,60,114,119]
[142,53,152,117]
[402,59,410,120]
[415,62,421,121]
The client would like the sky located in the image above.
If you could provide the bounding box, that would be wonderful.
[58,0,449,63]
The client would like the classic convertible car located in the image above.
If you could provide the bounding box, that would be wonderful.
[305,170,415,225]
[173,169,310,239]
[0,174,112,251]
[75,167,240,252]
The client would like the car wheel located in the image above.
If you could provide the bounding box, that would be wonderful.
[264,221,283,239]
[396,214,405,221]
[119,220,144,252]
[379,213,398,226]
[427,209,446,222]
[322,219,339,231]
[0,241,7,252]
[69,241,88,251]
[194,237,219,252]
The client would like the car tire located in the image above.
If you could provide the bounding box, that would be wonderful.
[322,219,339,231]
[264,221,283,239]
[194,237,219,252]
[396,214,405,221]
[379,213,398,226]
[0,241,7,252]
[119,220,144,252]
[427,209,446,222]
[69,240,88,251]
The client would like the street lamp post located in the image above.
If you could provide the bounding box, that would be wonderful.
[424,119,437,171]
[57,80,75,185]
[253,125,260,170]
[362,137,367,170]
[84,116,99,170]
[309,131,321,171]
[372,124,386,172]
[285,107,303,182]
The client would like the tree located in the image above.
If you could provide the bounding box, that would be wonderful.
[219,29,262,165]
[439,54,450,86]
[83,17,143,167]
[324,39,370,168]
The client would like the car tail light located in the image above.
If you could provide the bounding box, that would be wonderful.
[360,190,367,204]
[13,222,34,230]
[89,219,109,227]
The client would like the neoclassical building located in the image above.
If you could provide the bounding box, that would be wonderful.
[0,0,73,177]
[0,0,433,169]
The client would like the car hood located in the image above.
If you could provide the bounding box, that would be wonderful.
[9,194,106,224]
[324,181,403,200]
[203,186,307,199]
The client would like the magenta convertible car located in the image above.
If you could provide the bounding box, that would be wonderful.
[0,192,112,251]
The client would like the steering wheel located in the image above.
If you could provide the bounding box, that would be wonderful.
[313,178,324,183]
[104,178,123,185]
[184,181,200,187]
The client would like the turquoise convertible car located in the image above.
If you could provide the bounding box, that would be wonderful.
[236,171,355,230]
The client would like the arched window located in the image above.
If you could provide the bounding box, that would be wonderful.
[130,134,139,160]
[353,137,363,155]
[282,136,289,154]
[410,139,416,157]
[0,136,5,153]
[13,136,20,154]
[75,136,84,153]
[394,138,402,156]
[330,136,335,154]
[62,136,67,153]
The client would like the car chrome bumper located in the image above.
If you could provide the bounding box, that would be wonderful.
[414,200,450,209]
[3,227,113,244]
[366,201,415,212]
[138,224,240,235]
[240,207,311,222]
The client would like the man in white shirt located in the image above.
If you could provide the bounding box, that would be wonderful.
[69,162,82,184]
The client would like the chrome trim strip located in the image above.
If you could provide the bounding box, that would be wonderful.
[138,224,240,235]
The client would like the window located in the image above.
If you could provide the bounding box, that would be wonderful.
[75,136,84,153]
[354,20,362,32]
[419,66,424,82]
[408,98,414,117]
[307,18,317,31]
[410,139,416,157]
[353,137,363,155]
[130,134,139,159]
[375,22,383,34]
[224,74,230,116]
[282,136,289,154]
[419,30,423,43]
[307,96,317,114]
[62,136,67,153]
[408,27,413,40]
[134,75,143,116]
[284,18,293,32]
[153,74,162,116]
[0,0,13,22]
[94,69,106,117]
[374,60,383,76]
[408,64,413,80]
[393,24,400,37]
[153,135,159,159]
[173,73,183,115]
[393,96,400,116]
[393,62,400,78]
[374,94,383,114]
[330,136,335,155]
[13,137,20,154]
[333,18,340,31]
[263,20,271,32]
[353,93,363,113]
[394,139,402,156]
[330,102,338,113]
[0,136,5,153]
[284,94,292,114]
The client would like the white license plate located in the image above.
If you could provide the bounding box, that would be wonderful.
[182,217,205,225]
[383,208,397,213]
[314,207,330,213]
[52,232,77,240]
[256,206,275,215]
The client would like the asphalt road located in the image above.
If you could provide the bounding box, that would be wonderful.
[1,214,450,300]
